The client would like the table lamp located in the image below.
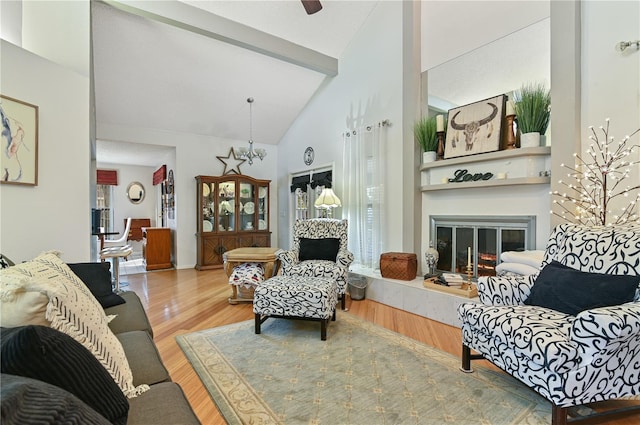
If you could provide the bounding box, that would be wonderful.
[314,188,341,218]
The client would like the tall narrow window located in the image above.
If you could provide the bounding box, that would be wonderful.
[96,169,118,231]
[342,123,387,269]
[95,184,113,230]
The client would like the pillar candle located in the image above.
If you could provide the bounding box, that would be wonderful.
[506,101,515,116]
[468,247,471,264]
[436,115,444,132]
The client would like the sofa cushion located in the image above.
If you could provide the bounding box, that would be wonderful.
[117,331,171,386]
[0,252,148,398]
[525,261,639,315]
[106,291,154,337]
[0,287,50,328]
[299,237,340,262]
[127,382,201,425]
[458,303,581,373]
[67,262,126,308]
[0,325,129,425]
[1,373,111,425]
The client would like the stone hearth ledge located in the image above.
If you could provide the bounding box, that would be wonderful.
[349,265,479,327]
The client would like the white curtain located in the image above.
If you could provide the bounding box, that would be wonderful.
[342,123,386,269]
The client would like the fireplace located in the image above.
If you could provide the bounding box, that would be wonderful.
[430,215,536,277]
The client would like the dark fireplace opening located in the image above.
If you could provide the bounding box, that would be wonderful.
[430,216,535,278]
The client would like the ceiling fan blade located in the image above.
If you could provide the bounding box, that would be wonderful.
[301,0,323,15]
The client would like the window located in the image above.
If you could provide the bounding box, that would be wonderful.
[96,184,113,231]
[290,167,332,221]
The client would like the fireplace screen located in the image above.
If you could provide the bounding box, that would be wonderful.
[431,216,535,277]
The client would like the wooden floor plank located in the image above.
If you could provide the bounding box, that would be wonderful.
[125,268,639,425]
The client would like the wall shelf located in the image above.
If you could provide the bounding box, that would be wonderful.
[421,176,550,192]
[420,146,551,191]
[420,146,551,171]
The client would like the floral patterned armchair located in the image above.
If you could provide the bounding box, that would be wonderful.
[458,223,640,425]
[276,219,354,310]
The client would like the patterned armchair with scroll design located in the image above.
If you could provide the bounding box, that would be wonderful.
[458,223,640,425]
[276,219,354,310]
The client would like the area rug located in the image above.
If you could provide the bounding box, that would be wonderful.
[176,312,551,424]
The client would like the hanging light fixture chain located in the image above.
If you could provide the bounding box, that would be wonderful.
[248,97,254,142]
[235,97,266,165]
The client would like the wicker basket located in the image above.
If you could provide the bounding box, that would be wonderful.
[238,285,255,299]
[380,252,418,280]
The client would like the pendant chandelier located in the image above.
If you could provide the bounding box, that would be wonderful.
[235,97,266,165]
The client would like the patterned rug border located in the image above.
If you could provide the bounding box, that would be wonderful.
[176,312,550,425]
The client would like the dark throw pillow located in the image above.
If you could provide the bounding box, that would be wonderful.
[67,262,126,308]
[524,260,639,315]
[0,325,129,425]
[299,238,340,262]
[1,373,111,425]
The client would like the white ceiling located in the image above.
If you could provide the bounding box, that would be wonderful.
[93,0,379,166]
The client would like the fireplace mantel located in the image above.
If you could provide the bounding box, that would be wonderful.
[420,146,551,192]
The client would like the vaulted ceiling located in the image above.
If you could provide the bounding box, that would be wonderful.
[93,0,379,165]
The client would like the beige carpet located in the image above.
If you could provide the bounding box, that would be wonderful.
[177,312,552,425]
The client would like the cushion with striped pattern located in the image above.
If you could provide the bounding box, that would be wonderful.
[1,373,111,425]
[1,325,129,425]
[0,251,149,398]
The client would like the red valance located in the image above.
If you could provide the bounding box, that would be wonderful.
[153,165,166,185]
[97,169,118,185]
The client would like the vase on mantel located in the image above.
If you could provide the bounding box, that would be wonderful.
[520,132,541,148]
[423,151,437,163]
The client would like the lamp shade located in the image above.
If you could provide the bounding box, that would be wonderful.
[315,188,342,209]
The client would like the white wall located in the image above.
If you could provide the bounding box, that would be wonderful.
[581,1,640,221]
[96,123,279,268]
[421,0,550,72]
[21,0,90,78]
[276,1,405,251]
[0,40,90,263]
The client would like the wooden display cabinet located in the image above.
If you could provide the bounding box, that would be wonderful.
[195,175,271,270]
[142,227,172,271]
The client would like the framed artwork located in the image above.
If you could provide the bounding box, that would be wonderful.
[444,94,505,159]
[0,95,39,186]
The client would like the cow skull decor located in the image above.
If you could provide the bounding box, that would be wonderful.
[444,94,506,159]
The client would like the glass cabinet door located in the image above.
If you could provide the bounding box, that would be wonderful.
[218,180,236,232]
[239,181,256,231]
[257,183,268,231]
[202,181,215,232]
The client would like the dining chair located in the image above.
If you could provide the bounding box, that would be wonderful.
[103,217,132,248]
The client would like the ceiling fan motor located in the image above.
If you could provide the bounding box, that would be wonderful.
[301,0,323,15]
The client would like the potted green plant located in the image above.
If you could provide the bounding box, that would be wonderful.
[414,116,438,163]
[513,82,550,148]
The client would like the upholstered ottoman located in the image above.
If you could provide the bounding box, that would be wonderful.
[253,276,337,340]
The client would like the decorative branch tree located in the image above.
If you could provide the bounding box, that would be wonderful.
[551,119,640,226]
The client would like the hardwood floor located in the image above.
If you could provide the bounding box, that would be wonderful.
[124,268,639,425]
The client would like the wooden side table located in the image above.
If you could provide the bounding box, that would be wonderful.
[223,247,280,304]
[142,227,172,271]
